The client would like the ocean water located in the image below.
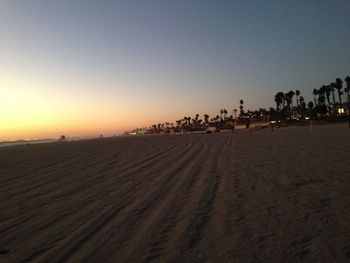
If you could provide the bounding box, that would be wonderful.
[0,135,113,148]
[0,139,57,148]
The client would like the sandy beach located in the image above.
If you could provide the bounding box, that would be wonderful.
[1,123,350,262]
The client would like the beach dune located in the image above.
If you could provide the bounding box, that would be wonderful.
[1,124,350,262]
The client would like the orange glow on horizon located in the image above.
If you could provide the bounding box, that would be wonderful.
[0,76,177,141]
[0,74,139,140]
[0,70,236,141]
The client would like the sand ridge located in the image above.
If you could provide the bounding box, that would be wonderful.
[1,124,350,262]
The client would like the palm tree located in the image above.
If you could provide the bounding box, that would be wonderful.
[274,92,285,110]
[288,90,295,108]
[345,76,350,127]
[317,93,326,106]
[324,85,331,107]
[239,99,244,116]
[183,117,188,127]
[299,96,305,115]
[223,109,228,119]
[325,85,334,116]
[215,115,220,124]
[284,92,290,108]
[318,86,327,107]
[308,101,314,119]
[330,82,336,105]
[308,101,314,110]
[295,90,300,108]
[313,88,318,105]
[220,109,224,120]
[345,76,350,106]
[328,82,337,116]
[198,119,203,128]
[335,78,343,106]
[194,114,199,126]
[204,114,209,124]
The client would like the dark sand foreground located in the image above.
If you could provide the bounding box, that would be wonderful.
[1,124,350,262]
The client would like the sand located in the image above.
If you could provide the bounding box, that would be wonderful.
[1,123,350,262]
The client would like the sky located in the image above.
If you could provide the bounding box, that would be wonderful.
[1,0,350,140]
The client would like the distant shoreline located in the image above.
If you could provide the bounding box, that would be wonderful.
[0,139,57,148]
[1,121,347,149]
[0,136,104,149]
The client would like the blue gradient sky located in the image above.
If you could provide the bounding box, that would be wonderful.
[1,1,349,139]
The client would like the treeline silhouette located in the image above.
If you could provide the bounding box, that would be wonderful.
[274,76,349,119]
[126,76,349,135]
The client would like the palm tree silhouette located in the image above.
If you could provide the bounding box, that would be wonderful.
[345,76,350,106]
[317,92,326,106]
[284,93,290,108]
[215,115,220,125]
[313,89,318,105]
[194,114,199,126]
[308,101,314,119]
[322,85,331,116]
[318,86,327,106]
[330,82,336,104]
[183,117,188,128]
[324,85,331,107]
[329,82,337,115]
[299,96,305,115]
[335,78,343,106]
[204,114,209,125]
[295,90,300,110]
[274,92,284,110]
[223,109,228,120]
[239,99,244,116]
[345,76,350,127]
[288,90,295,108]
[220,109,224,120]
[308,101,314,110]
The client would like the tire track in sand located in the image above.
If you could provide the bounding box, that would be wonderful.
[28,139,197,263]
[113,137,211,263]
[0,142,182,240]
[10,141,190,262]
[66,138,205,262]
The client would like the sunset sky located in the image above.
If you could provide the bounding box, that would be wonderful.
[1,1,349,140]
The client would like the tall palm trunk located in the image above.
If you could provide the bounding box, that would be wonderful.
[313,89,318,106]
[346,88,350,105]
[336,78,343,107]
[331,88,336,105]
[345,77,350,105]
[338,91,343,106]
